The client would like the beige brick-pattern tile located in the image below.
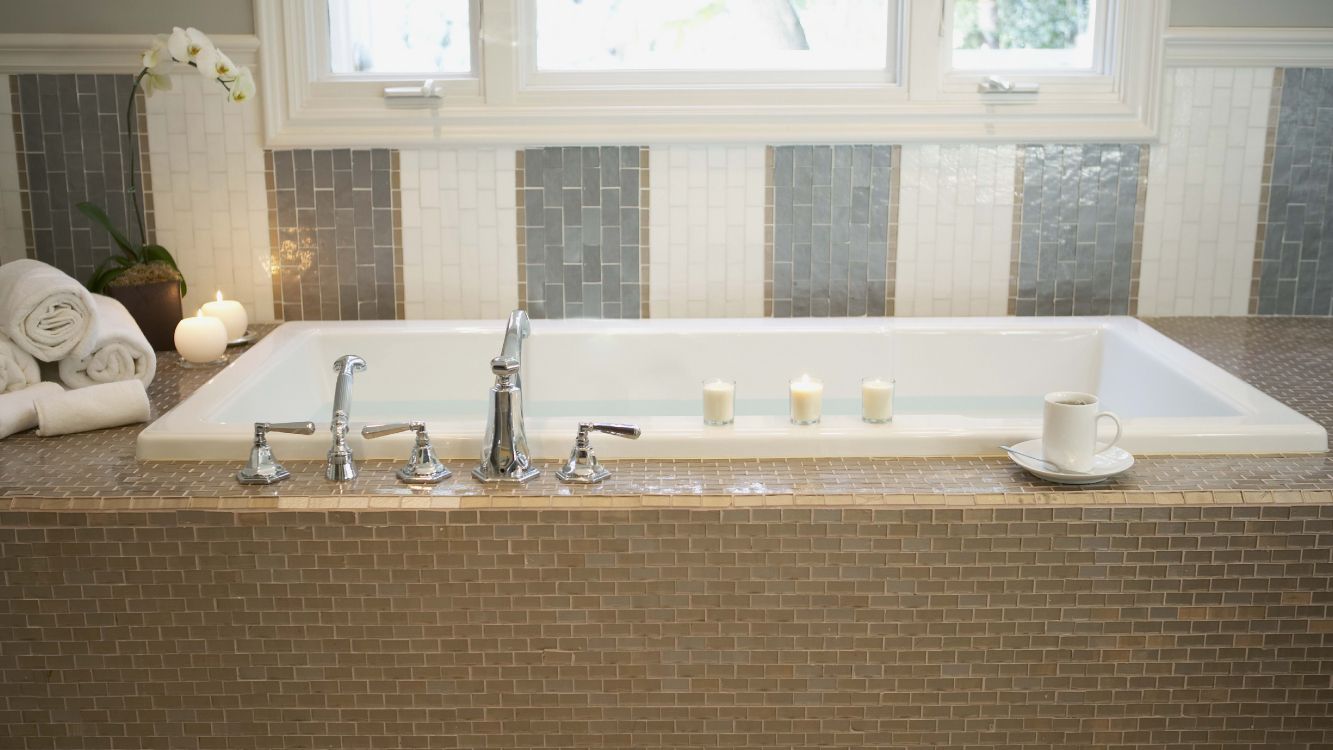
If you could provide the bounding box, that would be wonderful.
[2,506,1332,748]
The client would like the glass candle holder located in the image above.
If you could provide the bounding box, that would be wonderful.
[861,376,895,423]
[788,376,823,425]
[702,378,735,426]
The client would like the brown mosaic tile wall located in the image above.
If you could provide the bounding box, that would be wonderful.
[9,73,154,283]
[3,506,1333,749]
[264,148,403,321]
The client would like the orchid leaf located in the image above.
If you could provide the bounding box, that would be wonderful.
[75,201,140,261]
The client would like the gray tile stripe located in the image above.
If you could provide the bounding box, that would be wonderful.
[516,146,649,319]
[265,148,399,321]
[1255,67,1333,316]
[1012,144,1146,317]
[767,145,894,318]
[10,73,154,283]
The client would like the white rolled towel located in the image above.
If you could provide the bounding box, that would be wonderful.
[58,295,156,389]
[0,381,64,438]
[0,331,40,393]
[35,379,151,437]
[0,259,96,361]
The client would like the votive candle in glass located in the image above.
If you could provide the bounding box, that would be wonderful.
[788,375,823,425]
[702,378,735,426]
[861,377,895,423]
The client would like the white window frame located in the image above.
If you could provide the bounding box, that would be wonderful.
[257,0,1167,146]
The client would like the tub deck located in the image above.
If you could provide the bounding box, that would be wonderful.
[0,317,1330,508]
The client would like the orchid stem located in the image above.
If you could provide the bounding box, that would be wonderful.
[126,68,149,248]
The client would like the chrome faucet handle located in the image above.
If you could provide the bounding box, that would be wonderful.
[556,422,642,484]
[237,421,316,485]
[361,420,452,484]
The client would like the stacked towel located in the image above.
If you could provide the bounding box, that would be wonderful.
[35,379,151,437]
[0,381,64,438]
[0,259,96,361]
[0,331,40,393]
[58,295,157,389]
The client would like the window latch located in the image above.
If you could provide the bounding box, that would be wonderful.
[383,80,443,99]
[978,76,1039,95]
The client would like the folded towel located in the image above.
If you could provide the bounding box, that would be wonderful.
[58,295,156,389]
[0,381,64,438]
[0,331,40,393]
[0,259,96,362]
[35,379,151,437]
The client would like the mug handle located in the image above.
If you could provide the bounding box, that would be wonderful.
[1095,411,1122,454]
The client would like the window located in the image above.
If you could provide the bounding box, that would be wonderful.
[327,0,473,75]
[534,0,892,73]
[950,0,1101,72]
[257,0,1167,145]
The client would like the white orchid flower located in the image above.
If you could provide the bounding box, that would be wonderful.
[227,66,256,103]
[141,34,170,70]
[167,26,217,73]
[142,70,174,97]
[211,50,238,81]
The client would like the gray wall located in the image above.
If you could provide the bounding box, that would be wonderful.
[0,0,254,35]
[1170,0,1333,28]
[4,1,1332,36]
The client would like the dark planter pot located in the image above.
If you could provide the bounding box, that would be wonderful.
[106,280,183,351]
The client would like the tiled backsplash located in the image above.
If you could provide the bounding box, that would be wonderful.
[1011,144,1148,316]
[2,67,1331,321]
[264,148,402,321]
[516,146,650,319]
[766,145,897,317]
[9,73,154,282]
[1257,68,1333,316]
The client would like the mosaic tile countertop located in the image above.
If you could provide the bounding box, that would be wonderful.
[0,318,1330,508]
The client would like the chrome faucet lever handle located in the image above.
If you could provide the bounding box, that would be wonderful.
[556,422,641,484]
[361,420,452,484]
[237,420,316,485]
[327,354,367,482]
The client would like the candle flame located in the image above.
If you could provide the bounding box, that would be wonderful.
[215,290,223,302]
[195,309,204,318]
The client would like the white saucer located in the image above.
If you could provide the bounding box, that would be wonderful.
[1004,438,1135,485]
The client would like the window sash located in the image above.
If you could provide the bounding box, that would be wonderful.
[256,0,1167,146]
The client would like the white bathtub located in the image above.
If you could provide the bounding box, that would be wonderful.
[137,317,1327,461]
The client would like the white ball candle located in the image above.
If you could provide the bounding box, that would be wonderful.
[789,375,823,425]
[174,310,228,363]
[861,377,895,423]
[200,290,248,340]
[702,378,735,426]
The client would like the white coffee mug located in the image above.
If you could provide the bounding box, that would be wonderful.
[1042,391,1122,472]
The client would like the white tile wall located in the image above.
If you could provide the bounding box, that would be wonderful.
[145,74,273,320]
[895,144,1017,316]
[0,75,25,265]
[1139,67,1273,316]
[648,145,766,317]
[399,148,518,319]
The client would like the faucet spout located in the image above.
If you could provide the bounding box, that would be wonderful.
[500,309,529,387]
[327,354,367,481]
[473,311,539,484]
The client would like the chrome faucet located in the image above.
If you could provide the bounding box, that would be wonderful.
[473,310,539,484]
[327,354,367,481]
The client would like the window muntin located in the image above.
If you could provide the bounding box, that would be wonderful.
[950,0,1099,72]
[533,0,892,72]
[326,0,473,75]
